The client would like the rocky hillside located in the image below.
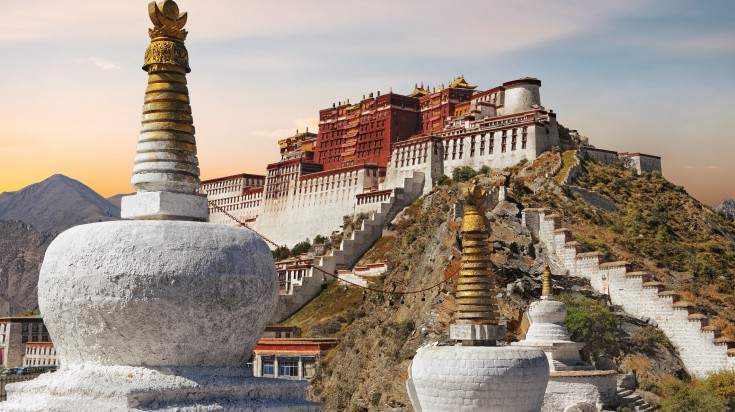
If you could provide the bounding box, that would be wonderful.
[280,152,735,411]
[0,220,53,315]
[717,199,735,220]
[514,154,735,331]
[0,174,120,234]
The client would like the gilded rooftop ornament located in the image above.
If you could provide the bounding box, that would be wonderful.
[144,0,190,72]
[456,179,500,325]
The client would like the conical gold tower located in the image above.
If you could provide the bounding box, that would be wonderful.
[541,262,554,299]
[456,181,500,324]
[121,0,208,221]
[133,0,198,193]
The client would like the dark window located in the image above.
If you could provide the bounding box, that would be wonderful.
[279,359,299,377]
[262,358,274,376]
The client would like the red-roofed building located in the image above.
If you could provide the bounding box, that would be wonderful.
[253,338,337,380]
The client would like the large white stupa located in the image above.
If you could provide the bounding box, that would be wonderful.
[1,2,321,411]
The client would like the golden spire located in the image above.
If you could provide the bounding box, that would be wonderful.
[132,0,201,196]
[541,262,553,298]
[456,179,500,325]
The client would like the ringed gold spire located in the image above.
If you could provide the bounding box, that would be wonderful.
[132,0,198,194]
[456,179,500,325]
[121,0,208,221]
[541,262,553,298]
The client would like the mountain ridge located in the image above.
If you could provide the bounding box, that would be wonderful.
[0,174,120,234]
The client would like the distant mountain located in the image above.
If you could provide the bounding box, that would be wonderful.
[106,193,133,209]
[717,199,735,220]
[0,220,53,316]
[0,174,120,234]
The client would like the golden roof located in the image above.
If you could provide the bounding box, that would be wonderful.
[448,75,477,90]
[408,87,430,98]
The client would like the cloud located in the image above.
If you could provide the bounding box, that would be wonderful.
[683,165,719,170]
[1,1,642,58]
[614,29,735,57]
[83,57,122,70]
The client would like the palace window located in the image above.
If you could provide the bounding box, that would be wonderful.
[501,131,507,153]
[522,127,528,149]
[511,130,517,151]
[489,133,494,154]
[470,136,476,157]
[262,358,275,376]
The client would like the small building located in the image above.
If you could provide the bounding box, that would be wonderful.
[253,338,337,380]
[0,316,51,368]
[22,342,59,367]
[275,255,316,295]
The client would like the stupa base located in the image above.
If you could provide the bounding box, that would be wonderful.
[1,365,322,412]
[409,344,549,412]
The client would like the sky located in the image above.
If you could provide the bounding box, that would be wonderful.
[0,0,733,206]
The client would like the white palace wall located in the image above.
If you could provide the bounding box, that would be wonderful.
[384,138,442,193]
[253,168,383,247]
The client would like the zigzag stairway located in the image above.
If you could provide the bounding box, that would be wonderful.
[522,208,735,378]
[271,172,426,322]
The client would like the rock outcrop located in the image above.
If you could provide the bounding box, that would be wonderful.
[0,220,53,315]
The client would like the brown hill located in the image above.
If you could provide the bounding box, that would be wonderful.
[0,220,53,315]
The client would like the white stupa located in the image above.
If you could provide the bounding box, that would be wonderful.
[513,264,619,412]
[407,182,549,412]
[512,264,591,371]
[1,2,321,411]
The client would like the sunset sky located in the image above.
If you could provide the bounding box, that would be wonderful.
[0,0,733,206]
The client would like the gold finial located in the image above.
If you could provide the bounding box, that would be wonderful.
[541,262,553,298]
[148,0,188,40]
[144,1,190,72]
[456,179,500,325]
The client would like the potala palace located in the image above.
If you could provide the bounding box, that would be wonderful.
[203,77,661,248]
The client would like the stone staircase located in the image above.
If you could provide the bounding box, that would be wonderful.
[271,173,425,322]
[617,388,654,412]
[523,208,735,377]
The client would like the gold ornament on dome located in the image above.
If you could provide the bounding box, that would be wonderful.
[143,0,190,72]
[148,0,188,41]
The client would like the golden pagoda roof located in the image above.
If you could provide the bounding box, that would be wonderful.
[448,75,477,89]
[407,84,430,98]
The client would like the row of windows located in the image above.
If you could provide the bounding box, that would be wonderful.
[443,129,528,160]
[25,347,56,356]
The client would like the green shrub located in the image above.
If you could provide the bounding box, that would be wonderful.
[660,378,727,412]
[452,166,478,182]
[700,371,735,411]
[291,239,311,256]
[272,245,290,261]
[437,175,452,186]
[631,326,674,352]
[558,295,621,356]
